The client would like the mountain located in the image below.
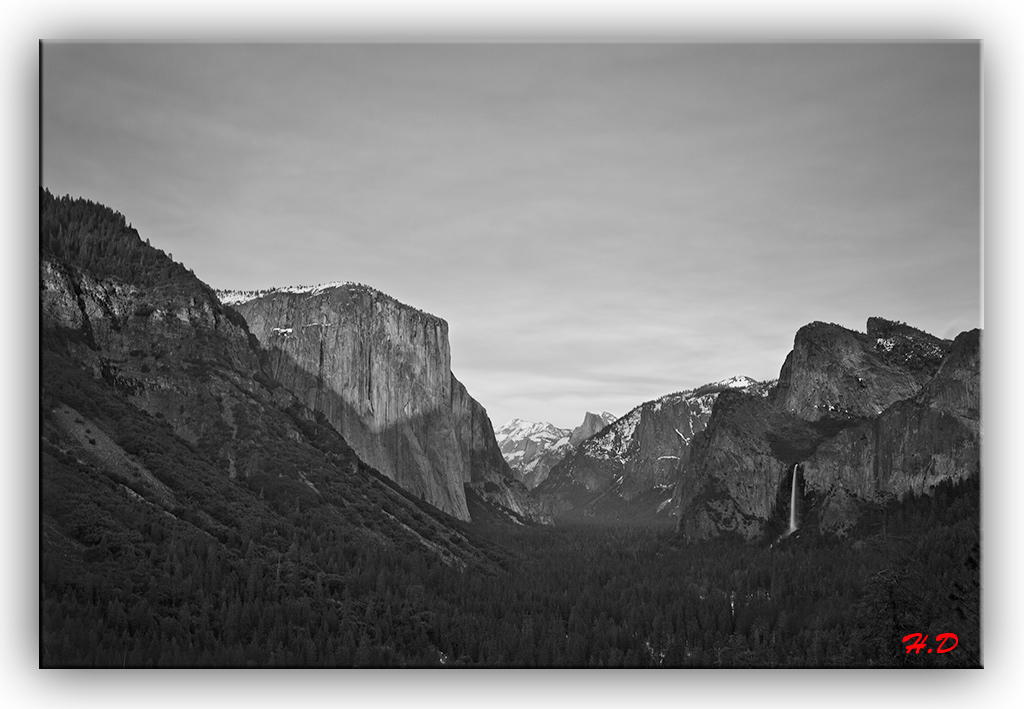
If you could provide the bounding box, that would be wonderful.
[40,188,512,665]
[217,284,544,525]
[569,411,617,448]
[534,376,770,522]
[494,419,571,490]
[495,412,615,490]
[773,318,949,421]
[676,318,978,542]
[802,327,980,535]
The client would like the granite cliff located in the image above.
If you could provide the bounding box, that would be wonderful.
[222,285,542,523]
[802,328,980,534]
[676,318,977,542]
[773,318,948,421]
[569,412,617,448]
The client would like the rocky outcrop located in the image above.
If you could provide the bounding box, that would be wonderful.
[569,412,615,448]
[224,284,535,522]
[536,376,768,521]
[803,329,980,534]
[41,257,266,448]
[676,391,835,541]
[772,319,949,422]
[41,259,247,355]
[676,320,978,542]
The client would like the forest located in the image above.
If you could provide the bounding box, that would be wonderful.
[42,399,980,670]
[40,187,197,292]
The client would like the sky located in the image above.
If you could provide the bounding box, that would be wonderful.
[41,42,981,429]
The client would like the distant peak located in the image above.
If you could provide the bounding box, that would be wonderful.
[496,418,561,433]
[658,375,766,402]
[715,375,758,389]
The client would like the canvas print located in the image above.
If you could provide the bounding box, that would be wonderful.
[40,43,981,667]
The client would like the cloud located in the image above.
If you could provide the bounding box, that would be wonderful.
[42,43,980,429]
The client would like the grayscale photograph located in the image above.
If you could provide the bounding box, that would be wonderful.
[40,42,981,668]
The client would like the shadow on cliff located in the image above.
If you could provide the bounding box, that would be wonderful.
[676,391,868,543]
[257,345,538,525]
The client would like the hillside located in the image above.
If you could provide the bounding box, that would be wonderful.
[40,189,511,666]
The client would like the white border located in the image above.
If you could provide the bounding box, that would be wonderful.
[13,3,1018,707]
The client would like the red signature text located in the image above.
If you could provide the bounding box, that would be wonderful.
[902,632,958,654]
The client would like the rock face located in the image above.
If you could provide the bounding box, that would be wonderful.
[803,328,980,535]
[40,189,499,575]
[535,376,769,521]
[495,412,615,490]
[676,391,834,541]
[223,285,538,523]
[676,319,977,542]
[569,412,616,448]
[773,319,948,422]
[40,257,264,449]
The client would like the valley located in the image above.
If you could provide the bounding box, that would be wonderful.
[39,189,981,668]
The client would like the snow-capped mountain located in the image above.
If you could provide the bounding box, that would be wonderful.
[534,376,772,521]
[496,412,616,490]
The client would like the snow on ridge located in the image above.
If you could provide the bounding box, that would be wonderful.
[577,377,768,464]
[496,416,583,479]
[498,418,550,434]
[500,380,765,469]
[495,418,571,448]
[274,281,355,296]
[497,417,527,431]
[662,375,765,400]
[718,375,757,388]
[582,406,642,462]
[217,281,375,305]
[217,290,263,305]
[216,281,445,324]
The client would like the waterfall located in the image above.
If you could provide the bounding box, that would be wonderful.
[788,464,799,534]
